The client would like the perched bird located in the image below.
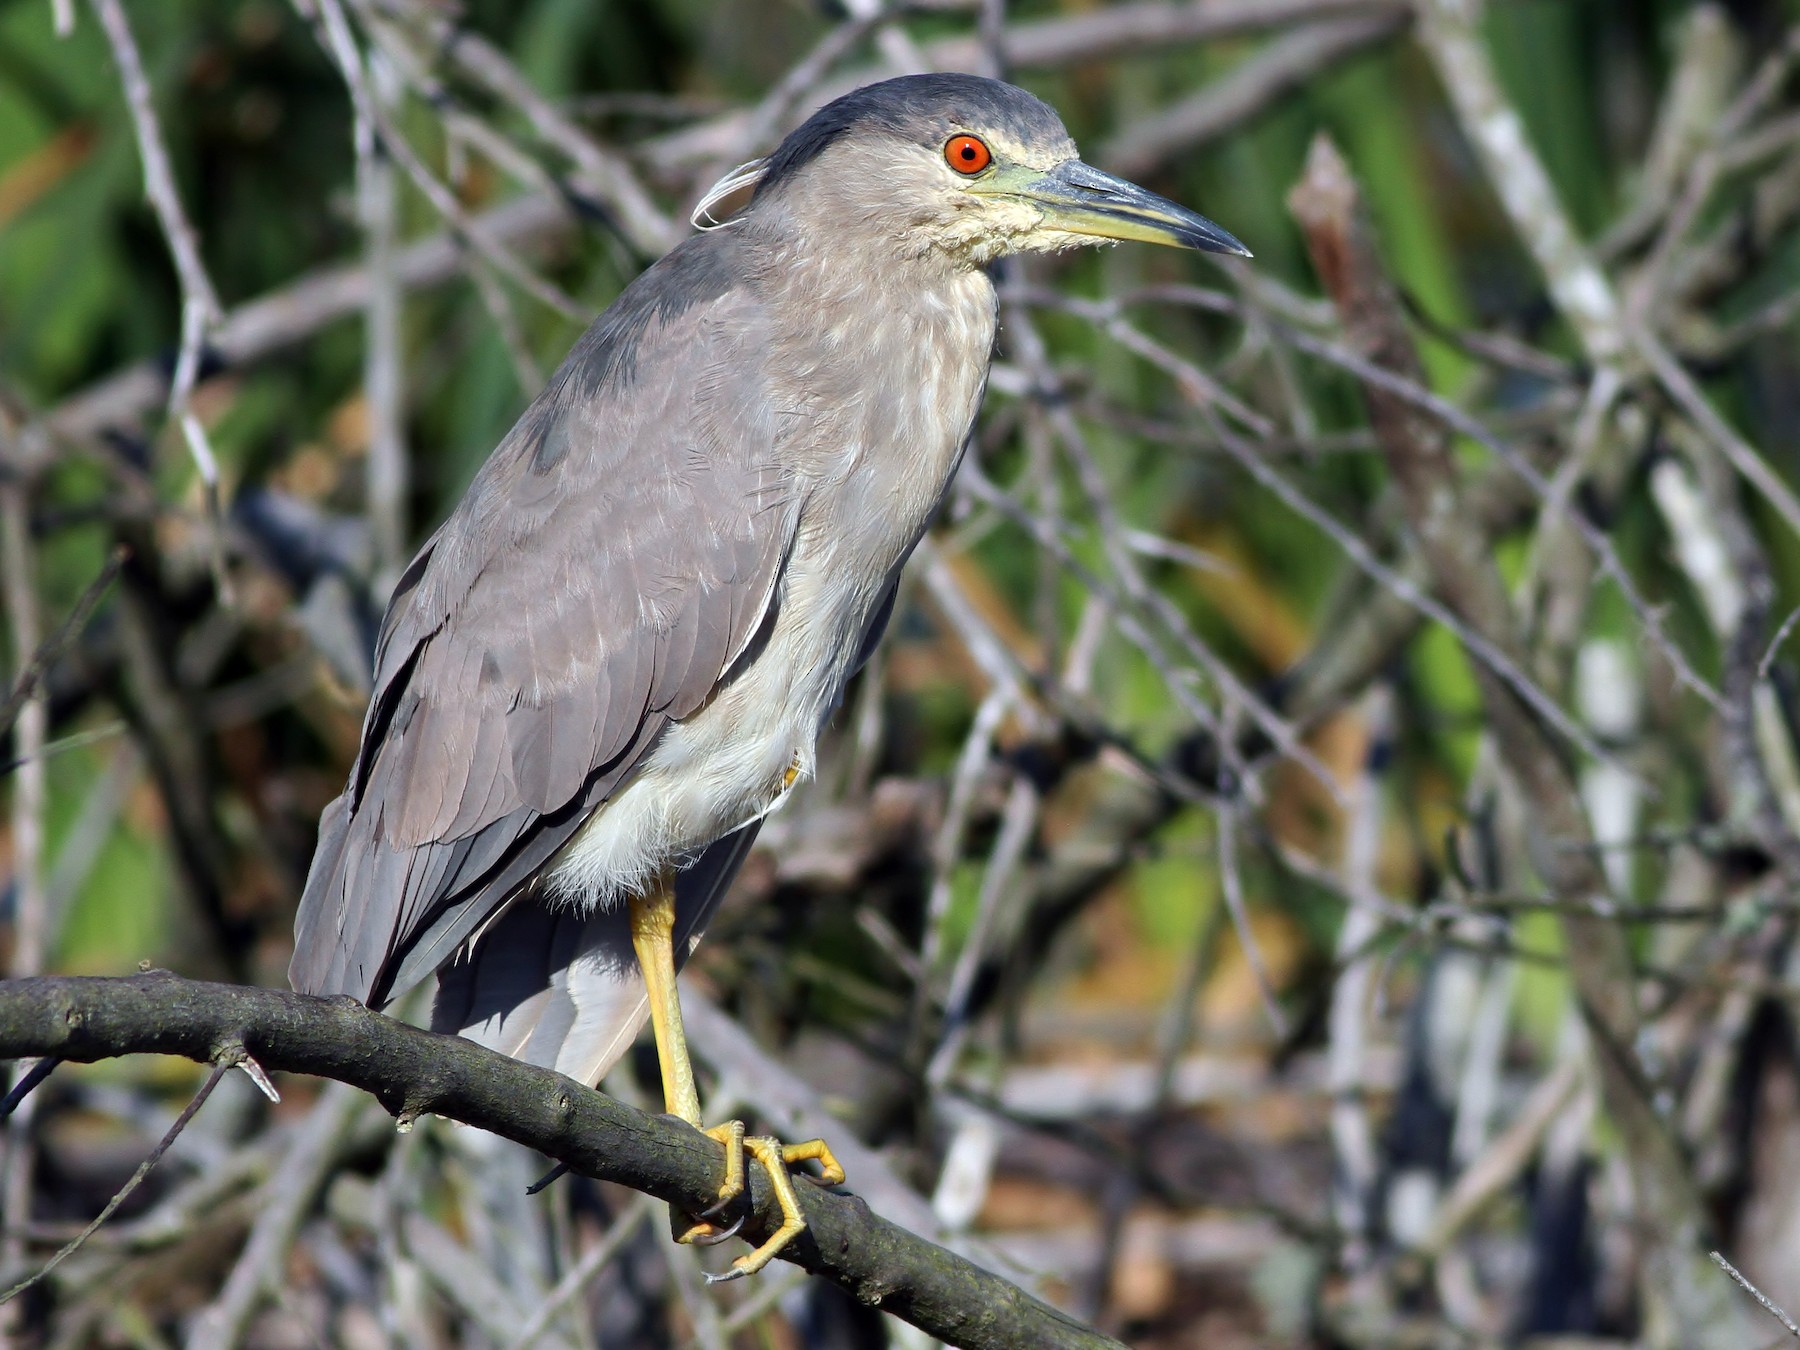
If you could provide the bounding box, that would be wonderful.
[291,71,1247,1277]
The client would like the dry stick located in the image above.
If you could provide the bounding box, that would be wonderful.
[1326,688,1388,1263]
[665,1221,731,1350]
[686,1267,808,1349]
[1625,28,1800,319]
[347,8,649,306]
[1417,1061,1583,1261]
[0,724,127,780]
[701,8,886,186]
[363,0,675,256]
[1146,860,1227,1114]
[1287,129,1747,1350]
[300,0,588,323]
[1759,605,1800,680]
[1640,331,1800,540]
[1103,13,1407,178]
[1414,0,1619,367]
[88,0,234,602]
[0,973,1125,1350]
[500,1196,656,1350]
[1711,1251,1800,1341]
[927,518,1257,847]
[169,298,234,604]
[920,523,1229,810]
[404,1207,586,1350]
[1099,313,1629,781]
[950,470,1233,755]
[1267,323,1720,709]
[913,685,1012,1045]
[0,546,126,746]
[1409,0,1779,803]
[37,191,572,460]
[466,246,550,396]
[1216,797,1287,1037]
[930,773,1042,1085]
[0,471,48,1310]
[0,1061,231,1306]
[1019,279,1723,712]
[836,0,929,78]
[184,1081,364,1350]
[1677,413,1800,891]
[0,491,46,984]
[1005,309,1341,805]
[1599,5,1743,261]
[1412,0,1800,810]
[86,0,216,316]
[357,55,408,582]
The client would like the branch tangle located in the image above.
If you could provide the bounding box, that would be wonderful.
[1286,133,1748,1348]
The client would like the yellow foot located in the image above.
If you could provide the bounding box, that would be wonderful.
[671,1120,746,1246]
[679,1128,844,1283]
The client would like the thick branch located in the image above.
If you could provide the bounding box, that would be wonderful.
[0,973,1120,1350]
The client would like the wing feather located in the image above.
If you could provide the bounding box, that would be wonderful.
[292,230,800,1008]
[444,709,515,841]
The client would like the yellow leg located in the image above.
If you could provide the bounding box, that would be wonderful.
[627,876,845,1278]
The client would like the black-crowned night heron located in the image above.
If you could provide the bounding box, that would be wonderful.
[292,72,1247,1278]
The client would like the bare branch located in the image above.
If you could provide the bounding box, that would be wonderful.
[0,973,1124,1350]
[1,1060,231,1306]
[88,0,218,321]
[1103,14,1406,178]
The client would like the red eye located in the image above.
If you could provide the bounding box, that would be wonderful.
[944,135,992,175]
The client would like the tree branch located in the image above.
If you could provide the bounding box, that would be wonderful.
[0,972,1121,1350]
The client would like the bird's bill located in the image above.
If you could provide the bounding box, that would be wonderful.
[986,159,1251,256]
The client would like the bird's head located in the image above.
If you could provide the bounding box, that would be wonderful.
[708,73,1250,269]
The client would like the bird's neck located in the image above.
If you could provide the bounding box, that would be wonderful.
[739,213,996,389]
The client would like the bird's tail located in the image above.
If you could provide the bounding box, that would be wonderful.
[429,824,760,1086]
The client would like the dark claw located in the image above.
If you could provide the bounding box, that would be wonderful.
[685,1211,746,1246]
[700,1190,742,1223]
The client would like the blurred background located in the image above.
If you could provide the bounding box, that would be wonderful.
[6,0,1800,1345]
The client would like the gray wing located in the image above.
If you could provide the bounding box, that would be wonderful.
[422,578,901,1084]
[291,233,799,1010]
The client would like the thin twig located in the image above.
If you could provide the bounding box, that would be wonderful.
[500,1196,656,1350]
[357,50,408,581]
[0,1060,231,1306]
[1760,605,1800,680]
[0,546,126,745]
[88,0,218,319]
[1711,1251,1800,1340]
[0,468,49,1297]
[300,0,589,322]
[1215,797,1287,1038]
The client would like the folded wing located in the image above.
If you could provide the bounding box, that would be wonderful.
[291,234,799,1042]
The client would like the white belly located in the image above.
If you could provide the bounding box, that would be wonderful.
[546,592,843,908]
